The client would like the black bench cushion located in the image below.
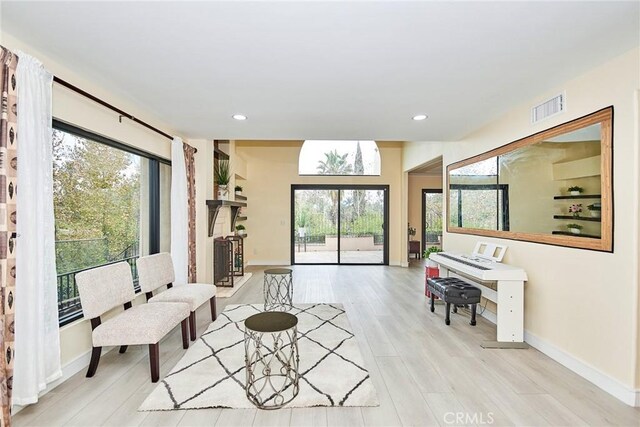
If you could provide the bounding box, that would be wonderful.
[427,277,482,305]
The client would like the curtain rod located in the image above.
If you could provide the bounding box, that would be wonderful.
[53,76,197,153]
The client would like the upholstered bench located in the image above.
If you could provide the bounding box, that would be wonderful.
[427,277,481,326]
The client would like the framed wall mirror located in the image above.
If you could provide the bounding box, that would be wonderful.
[446,107,613,252]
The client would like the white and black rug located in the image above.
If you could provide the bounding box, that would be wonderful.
[139,303,379,410]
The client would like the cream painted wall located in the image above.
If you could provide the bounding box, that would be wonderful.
[235,141,404,265]
[407,174,442,249]
[404,47,640,394]
[0,33,213,374]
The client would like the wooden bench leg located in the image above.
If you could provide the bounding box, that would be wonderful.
[470,304,477,326]
[445,302,451,325]
[119,345,128,354]
[181,318,189,349]
[86,347,102,377]
[430,292,435,313]
[149,343,159,383]
[189,312,197,341]
[453,305,458,314]
[210,296,217,321]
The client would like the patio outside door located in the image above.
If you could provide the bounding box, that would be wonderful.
[292,185,389,265]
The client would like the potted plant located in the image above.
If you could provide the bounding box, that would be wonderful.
[235,185,243,196]
[215,160,231,200]
[566,223,583,235]
[568,204,582,218]
[424,246,443,266]
[568,186,584,196]
[235,224,246,236]
[408,226,417,238]
[587,203,601,218]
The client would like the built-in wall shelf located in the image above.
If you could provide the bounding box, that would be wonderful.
[552,231,601,239]
[553,194,601,200]
[553,215,601,222]
[206,200,247,237]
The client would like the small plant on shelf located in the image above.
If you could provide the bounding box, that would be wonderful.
[235,224,246,236]
[235,185,243,195]
[567,186,584,196]
[566,223,583,235]
[587,203,601,218]
[568,204,582,218]
[215,160,231,200]
[408,226,417,237]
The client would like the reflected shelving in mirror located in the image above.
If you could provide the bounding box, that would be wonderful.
[447,107,613,252]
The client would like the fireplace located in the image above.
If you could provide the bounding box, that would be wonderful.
[214,236,245,287]
[214,237,233,287]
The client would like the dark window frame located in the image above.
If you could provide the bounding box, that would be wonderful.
[449,184,510,231]
[421,189,443,254]
[53,119,171,326]
[290,184,390,266]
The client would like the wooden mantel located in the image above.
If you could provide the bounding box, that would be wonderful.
[206,200,247,237]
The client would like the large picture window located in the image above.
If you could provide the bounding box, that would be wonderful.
[53,120,171,326]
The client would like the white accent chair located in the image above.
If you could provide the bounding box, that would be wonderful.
[137,253,217,341]
[76,261,191,382]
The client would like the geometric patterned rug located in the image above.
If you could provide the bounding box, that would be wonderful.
[139,303,379,410]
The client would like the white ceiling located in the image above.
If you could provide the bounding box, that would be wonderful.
[3,1,638,141]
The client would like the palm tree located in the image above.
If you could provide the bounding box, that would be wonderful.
[317,150,353,226]
[316,150,353,175]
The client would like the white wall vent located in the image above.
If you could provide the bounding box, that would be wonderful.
[531,93,565,124]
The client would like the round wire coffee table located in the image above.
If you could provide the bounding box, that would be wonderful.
[244,311,300,409]
[263,268,293,311]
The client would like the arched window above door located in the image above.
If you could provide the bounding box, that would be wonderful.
[298,140,381,176]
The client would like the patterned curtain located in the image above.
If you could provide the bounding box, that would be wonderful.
[183,144,196,282]
[0,47,17,427]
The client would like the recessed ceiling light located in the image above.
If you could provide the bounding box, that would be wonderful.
[412,114,428,121]
[232,114,247,121]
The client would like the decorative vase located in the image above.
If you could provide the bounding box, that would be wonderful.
[570,191,581,196]
[235,190,242,196]
[569,228,581,235]
[217,185,229,200]
[590,210,601,218]
[238,230,246,236]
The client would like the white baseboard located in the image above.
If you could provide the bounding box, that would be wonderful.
[473,307,639,406]
[13,346,115,414]
[523,330,639,407]
[247,260,291,266]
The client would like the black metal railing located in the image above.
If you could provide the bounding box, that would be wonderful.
[57,241,140,326]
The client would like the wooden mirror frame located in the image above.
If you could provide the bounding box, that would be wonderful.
[446,106,613,252]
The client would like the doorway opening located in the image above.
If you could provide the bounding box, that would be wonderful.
[422,189,443,253]
[291,185,389,265]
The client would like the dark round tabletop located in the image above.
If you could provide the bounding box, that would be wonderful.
[264,268,292,275]
[245,312,298,333]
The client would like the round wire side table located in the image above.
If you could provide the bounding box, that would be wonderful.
[263,268,293,311]
[244,311,300,410]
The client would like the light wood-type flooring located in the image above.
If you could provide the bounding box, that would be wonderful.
[14,263,640,426]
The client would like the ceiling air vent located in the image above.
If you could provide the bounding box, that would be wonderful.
[531,93,565,124]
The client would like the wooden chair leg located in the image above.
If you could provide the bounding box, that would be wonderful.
[470,304,477,326]
[189,311,197,341]
[181,318,189,349]
[149,343,160,383]
[453,305,458,314]
[87,347,102,378]
[445,302,451,325]
[210,296,217,321]
[430,292,435,313]
[119,345,128,354]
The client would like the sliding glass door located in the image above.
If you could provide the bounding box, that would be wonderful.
[292,185,388,265]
